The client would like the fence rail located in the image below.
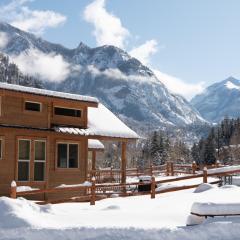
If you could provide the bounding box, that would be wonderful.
[10,164,240,205]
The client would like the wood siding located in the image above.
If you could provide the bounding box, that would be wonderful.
[0,89,96,129]
[0,127,88,197]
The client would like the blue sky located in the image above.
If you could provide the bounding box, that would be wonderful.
[1,0,240,99]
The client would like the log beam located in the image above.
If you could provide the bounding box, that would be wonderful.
[121,142,127,184]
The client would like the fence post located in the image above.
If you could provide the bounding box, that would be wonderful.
[203,167,208,183]
[10,181,17,199]
[170,162,174,176]
[90,177,96,205]
[110,166,113,182]
[166,162,169,176]
[192,161,197,174]
[150,164,153,176]
[151,176,156,199]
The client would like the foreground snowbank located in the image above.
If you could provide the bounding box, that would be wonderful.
[1,185,240,239]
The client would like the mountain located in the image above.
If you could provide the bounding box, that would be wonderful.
[0,52,43,88]
[191,77,240,123]
[0,22,206,131]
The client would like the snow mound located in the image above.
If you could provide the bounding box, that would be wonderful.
[0,197,52,228]
[186,214,204,226]
[220,185,238,189]
[102,205,120,211]
[194,183,215,193]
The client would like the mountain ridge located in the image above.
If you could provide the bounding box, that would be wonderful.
[191,76,240,122]
[0,22,207,131]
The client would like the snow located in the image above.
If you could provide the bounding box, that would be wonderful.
[206,165,240,174]
[225,81,240,90]
[88,103,140,139]
[191,202,240,216]
[193,183,215,193]
[1,185,240,239]
[0,82,98,104]
[88,139,104,150]
[17,186,39,192]
[56,181,92,188]
[11,181,16,187]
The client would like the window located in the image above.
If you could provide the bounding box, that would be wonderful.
[34,140,46,181]
[57,143,78,168]
[18,139,46,182]
[54,107,81,118]
[25,101,41,112]
[18,139,30,181]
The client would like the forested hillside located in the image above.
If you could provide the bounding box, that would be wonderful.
[191,117,240,165]
[0,53,42,88]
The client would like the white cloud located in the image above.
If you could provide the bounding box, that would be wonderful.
[0,32,9,49]
[0,0,66,35]
[153,69,205,100]
[129,39,158,65]
[10,48,71,82]
[87,65,157,83]
[83,0,129,48]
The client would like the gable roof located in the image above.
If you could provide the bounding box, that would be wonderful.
[0,82,98,104]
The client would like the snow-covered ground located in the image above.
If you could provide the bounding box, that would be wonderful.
[1,183,240,239]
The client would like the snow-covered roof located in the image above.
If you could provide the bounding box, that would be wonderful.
[88,139,104,150]
[0,82,98,104]
[88,104,139,139]
[55,104,139,139]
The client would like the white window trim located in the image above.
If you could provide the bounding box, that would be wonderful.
[18,139,31,181]
[33,140,46,182]
[57,142,79,169]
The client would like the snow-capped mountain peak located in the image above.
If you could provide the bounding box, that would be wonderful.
[191,76,240,122]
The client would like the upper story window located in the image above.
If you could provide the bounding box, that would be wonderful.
[25,101,41,112]
[54,107,81,118]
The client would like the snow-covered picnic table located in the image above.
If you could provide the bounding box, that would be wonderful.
[191,202,240,217]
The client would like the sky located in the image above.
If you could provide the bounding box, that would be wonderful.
[0,0,240,100]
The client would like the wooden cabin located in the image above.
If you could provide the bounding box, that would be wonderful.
[0,82,139,199]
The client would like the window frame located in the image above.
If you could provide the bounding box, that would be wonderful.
[0,137,4,160]
[33,140,46,182]
[56,142,79,169]
[17,139,31,182]
[54,106,82,118]
[24,101,42,113]
[0,96,2,116]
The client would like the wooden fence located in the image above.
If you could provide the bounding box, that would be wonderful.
[10,165,239,205]
[87,161,223,183]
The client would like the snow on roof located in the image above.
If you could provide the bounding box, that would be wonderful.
[88,103,139,139]
[55,104,139,139]
[88,139,104,150]
[0,82,98,104]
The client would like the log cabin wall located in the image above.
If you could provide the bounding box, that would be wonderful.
[0,127,88,197]
[0,89,94,129]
